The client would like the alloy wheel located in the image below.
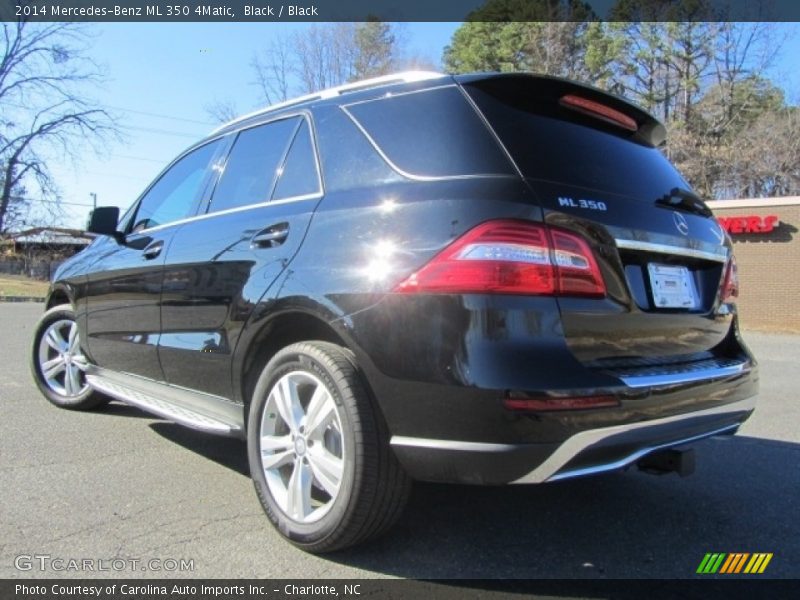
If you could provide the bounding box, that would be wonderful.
[37,319,89,398]
[259,371,345,523]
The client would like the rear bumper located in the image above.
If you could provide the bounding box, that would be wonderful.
[513,395,752,483]
[388,370,756,485]
[345,293,758,484]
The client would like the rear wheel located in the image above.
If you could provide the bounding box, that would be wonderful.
[30,304,105,410]
[247,341,411,552]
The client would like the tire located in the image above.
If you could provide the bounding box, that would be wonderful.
[30,304,106,410]
[247,341,411,553]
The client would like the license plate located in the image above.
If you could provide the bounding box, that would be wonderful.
[647,263,699,309]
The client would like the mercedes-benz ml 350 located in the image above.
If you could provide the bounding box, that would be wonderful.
[31,71,757,552]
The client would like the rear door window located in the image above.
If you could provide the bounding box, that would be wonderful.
[343,86,514,179]
[209,117,300,213]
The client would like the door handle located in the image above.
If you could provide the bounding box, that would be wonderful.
[251,223,289,248]
[142,240,164,260]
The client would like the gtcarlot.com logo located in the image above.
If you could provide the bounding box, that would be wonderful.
[696,552,773,574]
[14,554,194,573]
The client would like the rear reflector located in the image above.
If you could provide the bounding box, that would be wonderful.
[394,220,605,297]
[560,94,638,132]
[504,395,619,411]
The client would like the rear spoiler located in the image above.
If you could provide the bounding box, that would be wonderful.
[454,72,667,147]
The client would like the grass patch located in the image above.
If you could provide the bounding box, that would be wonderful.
[0,274,49,298]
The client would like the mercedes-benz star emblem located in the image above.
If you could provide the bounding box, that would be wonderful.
[673,211,689,236]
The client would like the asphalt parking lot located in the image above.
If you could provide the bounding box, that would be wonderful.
[1,302,798,579]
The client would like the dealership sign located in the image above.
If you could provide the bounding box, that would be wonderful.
[717,215,779,234]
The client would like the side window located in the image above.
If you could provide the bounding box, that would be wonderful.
[272,120,321,200]
[130,140,221,233]
[209,117,300,213]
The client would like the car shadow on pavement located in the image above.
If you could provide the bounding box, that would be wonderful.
[123,423,799,579]
[92,402,252,476]
[325,435,798,579]
[148,421,250,477]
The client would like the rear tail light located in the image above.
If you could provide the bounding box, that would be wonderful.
[393,220,605,297]
[721,255,739,302]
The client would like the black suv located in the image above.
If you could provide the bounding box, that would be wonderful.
[31,72,757,552]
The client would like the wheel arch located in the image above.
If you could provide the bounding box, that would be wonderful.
[46,284,72,310]
[237,308,359,413]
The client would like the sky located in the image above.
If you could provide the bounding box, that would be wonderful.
[42,22,460,229]
[40,22,799,230]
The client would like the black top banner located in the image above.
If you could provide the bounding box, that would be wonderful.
[2,0,800,22]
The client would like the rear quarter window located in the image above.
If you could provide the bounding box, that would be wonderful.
[343,86,514,179]
[312,105,402,193]
[272,119,321,200]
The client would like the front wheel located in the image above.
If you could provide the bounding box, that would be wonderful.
[30,304,106,410]
[247,341,411,553]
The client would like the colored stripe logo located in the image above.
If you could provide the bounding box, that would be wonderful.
[697,553,773,574]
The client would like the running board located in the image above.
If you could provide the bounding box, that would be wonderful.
[85,367,245,437]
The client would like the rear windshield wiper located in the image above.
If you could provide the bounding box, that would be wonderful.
[655,188,712,217]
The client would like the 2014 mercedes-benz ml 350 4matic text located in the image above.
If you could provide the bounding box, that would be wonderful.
[31,72,757,552]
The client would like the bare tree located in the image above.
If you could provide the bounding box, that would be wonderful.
[0,20,118,233]
[665,21,714,123]
[250,22,402,105]
[710,22,782,131]
[712,103,800,198]
[204,99,240,124]
[293,23,360,94]
[251,31,293,104]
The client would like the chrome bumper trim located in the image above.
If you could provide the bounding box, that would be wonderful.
[614,238,728,263]
[390,436,518,453]
[512,395,755,484]
[546,423,739,482]
[619,361,749,389]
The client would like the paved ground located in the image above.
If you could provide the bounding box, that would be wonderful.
[1,303,798,579]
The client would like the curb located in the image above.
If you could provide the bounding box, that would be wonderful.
[0,296,45,303]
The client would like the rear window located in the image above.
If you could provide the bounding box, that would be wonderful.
[343,86,514,179]
[466,83,689,199]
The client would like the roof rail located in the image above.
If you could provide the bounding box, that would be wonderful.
[211,71,446,134]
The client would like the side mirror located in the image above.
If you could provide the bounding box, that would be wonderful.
[87,206,121,238]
